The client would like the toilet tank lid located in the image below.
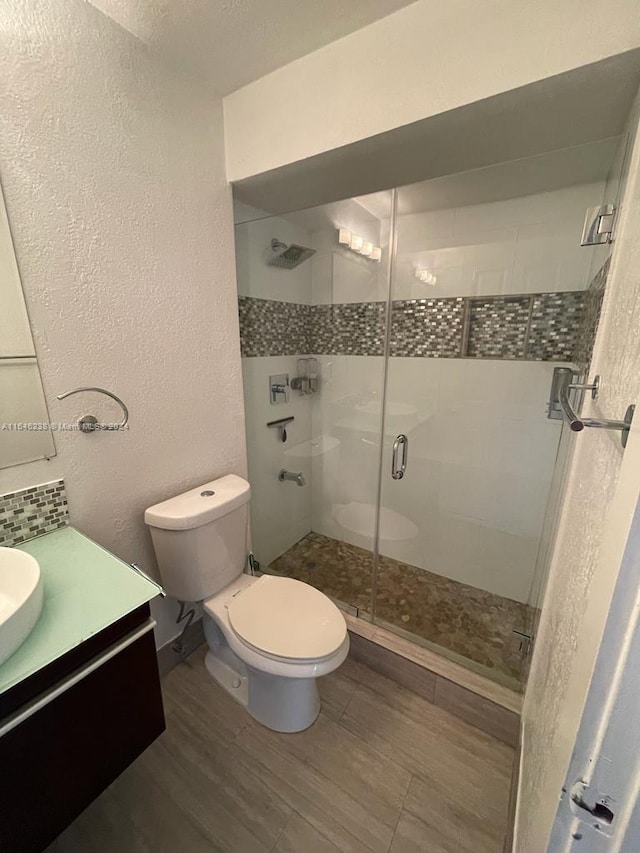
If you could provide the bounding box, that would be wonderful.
[144,474,250,530]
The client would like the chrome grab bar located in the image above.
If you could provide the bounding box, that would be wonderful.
[391,434,408,480]
[556,370,587,432]
[554,368,635,448]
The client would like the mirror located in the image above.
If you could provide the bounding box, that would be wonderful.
[0,177,56,469]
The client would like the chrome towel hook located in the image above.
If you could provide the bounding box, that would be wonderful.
[57,387,129,433]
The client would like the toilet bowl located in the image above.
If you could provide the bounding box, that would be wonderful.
[203,573,349,732]
[144,474,349,733]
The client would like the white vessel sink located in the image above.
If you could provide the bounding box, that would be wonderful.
[0,547,43,667]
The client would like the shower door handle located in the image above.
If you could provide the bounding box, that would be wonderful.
[391,434,408,480]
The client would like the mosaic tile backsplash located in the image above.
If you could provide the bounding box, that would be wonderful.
[0,479,69,547]
[239,289,592,362]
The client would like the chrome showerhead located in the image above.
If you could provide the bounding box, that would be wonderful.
[267,238,316,269]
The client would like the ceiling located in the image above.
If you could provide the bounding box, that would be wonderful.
[378,137,622,217]
[89,0,418,95]
[233,50,640,216]
[235,138,620,233]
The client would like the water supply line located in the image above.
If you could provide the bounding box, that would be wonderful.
[171,600,197,654]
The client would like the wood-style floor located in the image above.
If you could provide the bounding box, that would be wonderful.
[47,647,514,853]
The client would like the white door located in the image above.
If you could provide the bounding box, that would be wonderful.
[549,491,640,849]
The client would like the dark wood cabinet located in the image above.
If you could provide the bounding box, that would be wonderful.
[0,607,165,852]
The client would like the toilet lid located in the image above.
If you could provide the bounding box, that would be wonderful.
[227,575,347,661]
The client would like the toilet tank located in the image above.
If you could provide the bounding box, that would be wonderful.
[144,474,250,602]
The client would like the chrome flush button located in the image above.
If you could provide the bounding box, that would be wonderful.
[201,490,215,497]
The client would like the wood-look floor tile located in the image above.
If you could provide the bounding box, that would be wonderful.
[389,811,450,853]
[274,812,343,853]
[244,710,411,828]
[342,653,436,708]
[102,763,230,853]
[161,647,246,742]
[340,682,513,823]
[403,775,506,853]
[433,677,519,746]
[46,786,151,853]
[345,615,522,714]
[141,708,291,850]
[47,650,515,853]
[318,665,359,721]
[237,722,392,853]
[348,633,437,703]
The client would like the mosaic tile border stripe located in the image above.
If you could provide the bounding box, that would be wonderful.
[239,290,589,362]
[390,297,464,357]
[527,291,585,361]
[466,296,530,360]
[239,298,387,357]
[312,302,387,356]
[0,479,69,547]
[239,296,311,357]
[573,256,610,370]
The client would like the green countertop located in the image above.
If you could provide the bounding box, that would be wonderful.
[0,526,161,696]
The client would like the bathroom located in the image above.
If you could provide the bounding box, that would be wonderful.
[2,2,640,852]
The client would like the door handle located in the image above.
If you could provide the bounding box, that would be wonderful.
[391,434,408,480]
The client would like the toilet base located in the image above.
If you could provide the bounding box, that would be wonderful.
[204,648,321,732]
[246,664,321,732]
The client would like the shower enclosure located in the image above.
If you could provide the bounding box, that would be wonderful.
[235,149,615,692]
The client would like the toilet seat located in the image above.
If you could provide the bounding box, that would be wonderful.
[227,575,346,662]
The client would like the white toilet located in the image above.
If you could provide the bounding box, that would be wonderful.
[144,474,349,732]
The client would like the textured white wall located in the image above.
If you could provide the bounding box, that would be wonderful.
[517,94,640,852]
[224,0,640,181]
[0,0,246,646]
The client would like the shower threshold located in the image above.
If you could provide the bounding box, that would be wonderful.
[270,531,534,694]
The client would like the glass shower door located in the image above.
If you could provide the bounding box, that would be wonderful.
[374,173,582,690]
[235,190,394,619]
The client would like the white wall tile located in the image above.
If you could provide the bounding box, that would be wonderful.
[235,215,313,303]
[378,357,563,600]
[242,355,313,563]
[393,182,605,301]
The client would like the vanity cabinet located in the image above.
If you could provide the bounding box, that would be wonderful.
[0,528,165,852]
